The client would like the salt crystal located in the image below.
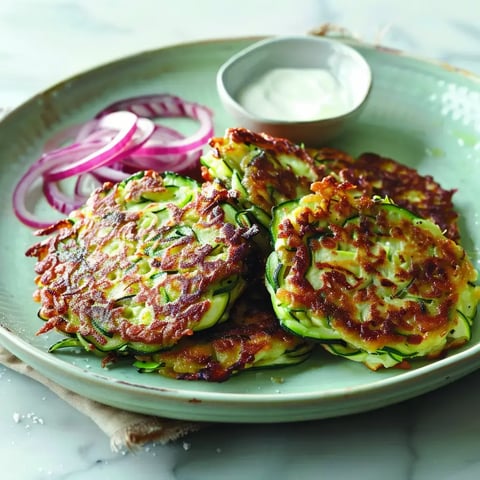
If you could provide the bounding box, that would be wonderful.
[12,412,21,423]
[33,416,45,425]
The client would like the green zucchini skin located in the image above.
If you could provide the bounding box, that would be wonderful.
[266,176,480,370]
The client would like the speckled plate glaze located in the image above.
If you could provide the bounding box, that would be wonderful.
[1,37,480,423]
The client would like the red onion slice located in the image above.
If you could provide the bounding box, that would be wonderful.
[44,111,139,182]
[43,181,85,214]
[99,94,214,155]
[12,149,88,228]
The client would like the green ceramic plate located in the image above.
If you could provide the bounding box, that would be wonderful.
[1,37,479,423]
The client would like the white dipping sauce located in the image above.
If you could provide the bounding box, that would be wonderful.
[237,67,351,122]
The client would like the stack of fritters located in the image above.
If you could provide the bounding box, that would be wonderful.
[27,169,313,380]
[202,128,479,370]
[27,128,480,379]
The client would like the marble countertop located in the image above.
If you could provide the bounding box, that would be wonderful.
[1,0,480,478]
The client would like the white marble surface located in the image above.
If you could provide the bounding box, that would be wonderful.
[1,0,480,478]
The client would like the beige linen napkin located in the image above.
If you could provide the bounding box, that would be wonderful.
[0,346,204,451]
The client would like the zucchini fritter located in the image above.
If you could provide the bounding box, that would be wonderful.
[201,127,325,228]
[308,149,459,241]
[26,170,258,352]
[133,285,314,381]
[265,176,480,370]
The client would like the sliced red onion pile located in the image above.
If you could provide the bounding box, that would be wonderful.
[12,94,214,229]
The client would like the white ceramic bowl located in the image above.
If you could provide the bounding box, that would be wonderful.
[217,35,372,146]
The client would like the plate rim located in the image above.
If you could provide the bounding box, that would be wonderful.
[2,320,480,402]
[1,35,480,422]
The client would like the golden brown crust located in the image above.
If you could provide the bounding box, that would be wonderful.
[226,128,313,161]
